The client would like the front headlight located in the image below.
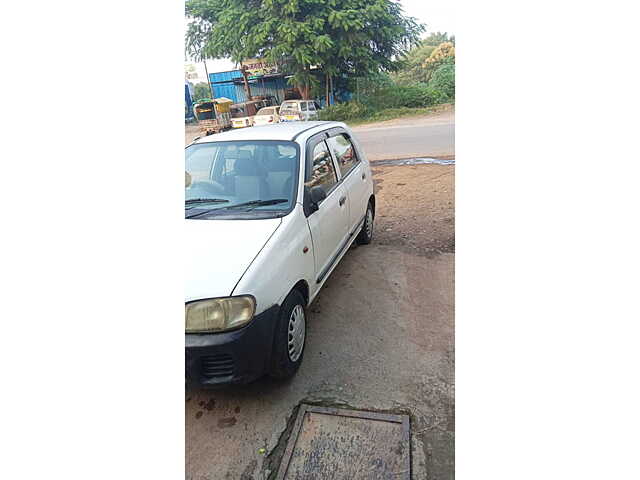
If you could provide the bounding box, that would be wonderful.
[185,296,256,333]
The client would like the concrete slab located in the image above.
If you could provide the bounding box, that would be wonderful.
[276,405,410,479]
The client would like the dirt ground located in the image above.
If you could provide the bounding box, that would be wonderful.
[185,123,201,145]
[372,163,454,255]
[185,162,454,479]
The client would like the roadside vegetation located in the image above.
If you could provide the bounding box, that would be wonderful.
[317,33,455,124]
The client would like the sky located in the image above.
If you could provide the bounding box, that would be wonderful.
[185,0,455,80]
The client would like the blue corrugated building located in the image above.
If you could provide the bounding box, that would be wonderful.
[209,70,291,104]
[207,69,351,106]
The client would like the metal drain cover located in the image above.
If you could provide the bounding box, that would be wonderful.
[275,405,410,479]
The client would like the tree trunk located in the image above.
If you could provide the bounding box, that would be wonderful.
[241,66,252,100]
[297,84,310,100]
[329,74,334,104]
[326,73,330,107]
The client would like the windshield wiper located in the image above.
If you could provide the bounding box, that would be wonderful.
[185,198,229,211]
[186,198,229,205]
[225,199,289,210]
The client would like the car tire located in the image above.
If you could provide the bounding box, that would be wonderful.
[269,289,307,380]
[356,201,374,245]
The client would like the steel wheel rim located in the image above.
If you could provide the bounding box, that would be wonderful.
[287,304,305,362]
[365,207,373,238]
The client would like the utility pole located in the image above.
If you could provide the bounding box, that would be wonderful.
[203,59,214,99]
[241,65,253,101]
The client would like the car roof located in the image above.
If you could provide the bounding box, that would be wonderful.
[191,121,344,144]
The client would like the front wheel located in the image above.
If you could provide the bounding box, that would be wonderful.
[356,202,374,245]
[269,290,307,380]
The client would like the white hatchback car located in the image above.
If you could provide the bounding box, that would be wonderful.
[185,121,375,386]
[253,106,281,126]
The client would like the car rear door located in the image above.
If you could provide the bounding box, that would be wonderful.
[304,134,350,282]
[326,130,369,234]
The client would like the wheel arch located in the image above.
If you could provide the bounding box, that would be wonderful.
[290,279,310,307]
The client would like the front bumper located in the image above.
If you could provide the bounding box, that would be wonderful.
[185,305,279,386]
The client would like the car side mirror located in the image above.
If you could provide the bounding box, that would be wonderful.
[310,186,327,204]
[303,185,327,217]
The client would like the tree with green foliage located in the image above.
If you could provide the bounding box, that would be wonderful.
[393,43,436,84]
[422,31,455,47]
[192,82,211,102]
[185,0,424,99]
[423,41,454,82]
[428,63,455,99]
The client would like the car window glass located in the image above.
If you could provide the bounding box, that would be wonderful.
[314,101,321,110]
[278,144,296,156]
[327,134,359,177]
[305,141,337,192]
[186,145,218,182]
[308,102,316,111]
[300,102,308,111]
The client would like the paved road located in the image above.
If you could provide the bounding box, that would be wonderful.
[186,107,455,160]
[352,108,455,161]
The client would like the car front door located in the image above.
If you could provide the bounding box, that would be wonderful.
[304,135,350,283]
[307,101,318,119]
[326,131,369,233]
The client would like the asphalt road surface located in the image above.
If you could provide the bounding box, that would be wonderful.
[352,107,455,161]
[185,106,455,160]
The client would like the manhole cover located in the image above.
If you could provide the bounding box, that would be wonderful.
[275,405,410,479]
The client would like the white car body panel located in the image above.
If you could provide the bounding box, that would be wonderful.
[233,204,316,314]
[187,121,374,314]
[184,217,281,303]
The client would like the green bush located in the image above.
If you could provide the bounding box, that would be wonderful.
[361,84,447,110]
[316,79,452,123]
[316,101,370,121]
[428,64,455,100]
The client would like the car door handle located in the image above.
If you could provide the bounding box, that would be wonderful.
[361,172,366,180]
[339,196,346,206]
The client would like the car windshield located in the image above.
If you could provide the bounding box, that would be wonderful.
[185,140,299,219]
[280,101,299,111]
[257,107,275,115]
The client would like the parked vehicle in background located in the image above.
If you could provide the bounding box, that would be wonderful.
[231,99,268,128]
[194,98,233,136]
[253,106,281,126]
[185,121,375,386]
[279,100,322,122]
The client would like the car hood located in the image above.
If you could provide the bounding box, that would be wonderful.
[185,217,282,302]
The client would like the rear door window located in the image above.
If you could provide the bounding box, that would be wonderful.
[300,102,308,112]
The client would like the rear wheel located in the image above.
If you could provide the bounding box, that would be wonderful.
[356,202,374,245]
[269,290,306,379]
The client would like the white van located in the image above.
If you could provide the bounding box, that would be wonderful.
[279,100,322,122]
